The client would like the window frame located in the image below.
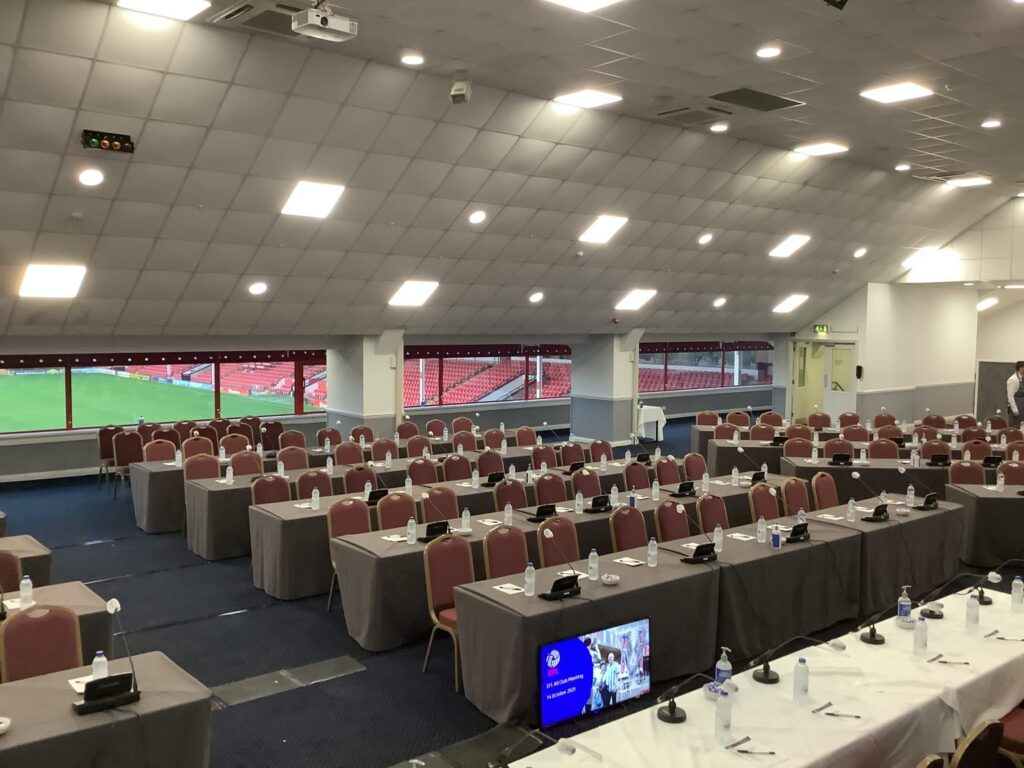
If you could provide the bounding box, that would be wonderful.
[637,341,774,393]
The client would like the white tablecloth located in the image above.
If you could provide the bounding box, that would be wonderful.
[638,405,666,440]
[514,592,1024,768]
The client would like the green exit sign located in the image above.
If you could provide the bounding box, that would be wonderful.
[813,324,830,334]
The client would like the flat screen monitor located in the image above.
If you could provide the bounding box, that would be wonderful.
[538,618,650,728]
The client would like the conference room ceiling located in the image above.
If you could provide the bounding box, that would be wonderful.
[0,0,1012,338]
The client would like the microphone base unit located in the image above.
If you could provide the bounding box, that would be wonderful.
[539,586,581,601]
[681,546,718,565]
[977,588,993,606]
[859,626,885,645]
[920,607,944,620]
[656,699,687,724]
[752,666,780,685]
[73,688,140,716]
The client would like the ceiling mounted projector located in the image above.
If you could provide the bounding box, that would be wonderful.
[291,3,357,42]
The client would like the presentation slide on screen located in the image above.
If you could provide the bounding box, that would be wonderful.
[539,618,650,728]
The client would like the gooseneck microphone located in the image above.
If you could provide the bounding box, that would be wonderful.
[656,672,737,724]
[747,636,846,685]
[856,586,915,646]
[917,570,1003,619]
[420,490,450,527]
[895,465,938,508]
[541,527,576,570]
[487,726,540,768]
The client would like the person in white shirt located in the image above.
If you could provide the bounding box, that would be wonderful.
[1008,362,1024,428]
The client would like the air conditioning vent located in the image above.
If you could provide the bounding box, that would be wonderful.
[654,105,733,127]
[710,88,803,112]
[209,3,253,23]
[242,8,300,36]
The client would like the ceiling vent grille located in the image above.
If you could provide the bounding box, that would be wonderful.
[655,105,732,126]
[710,88,803,112]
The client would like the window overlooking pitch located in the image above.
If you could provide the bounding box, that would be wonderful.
[303,364,327,412]
[71,363,214,427]
[219,362,296,418]
[0,367,66,432]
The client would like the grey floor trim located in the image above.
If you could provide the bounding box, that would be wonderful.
[211,655,366,708]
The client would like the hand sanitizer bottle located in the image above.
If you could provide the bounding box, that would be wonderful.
[897,585,913,626]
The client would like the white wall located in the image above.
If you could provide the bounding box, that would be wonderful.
[942,198,1024,283]
[977,299,1024,361]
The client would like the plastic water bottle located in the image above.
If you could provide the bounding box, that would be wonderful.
[574,491,584,514]
[223,466,233,485]
[1012,577,1024,612]
[812,430,820,446]
[405,516,416,544]
[859,448,867,462]
[701,472,710,493]
[19,575,33,608]
[986,420,992,432]
[442,426,449,441]
[796,508,807,525]
[500,439,508,455]
[588,548,599,581]
[600,454,607,471]
[324,438,331,455]
[715,690,732,740]
[499,421,505,433]
[624,449,632,462]
[310,487,320,510]
[509,464,517,482]
[914,616,928,657]
[276,461,285,477]
[964,450,973,462]
[793,658,809,702]
[363,481,371,501]
[911,431,919,447]
[92,651,108,681]
[654,447,662,460]
[606,484,618,506]
[756,516,767,543]
[811,447,819,462]
[471,468,480,488]
[219,446,226,460]
[646,538,658,567]
[651,480,660,501]
[897,585,913,626]
[951,432,959,449]
[760,461,768,477]
[537,434,543,445]
[394,431,400,442]
[713,523,724,553]
[627,488,637,508]
[906,484,915,508]
[847,498,856,521]
[770,524,781,550]
[359,434,366,448]
[385,451,393,469]
[1001,433,1008,448]
[715,647,732,684]
[540,461,547,472]
[997,473,1006,492]
[730,466,739,486]
[966,593,980,634]
[911,449,920,468]
[404,476,413,494]
[461,508,471,533]
[504,503,514,525]
[524,563,536,597]
[1015,451,1021,462]
[174,449,182,467]
[257,443,264,459]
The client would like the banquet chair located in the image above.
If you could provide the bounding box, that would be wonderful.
[326,498,373,610]
[317,428,343,448]
[1000,702,1024,758]
[279,430,306,450]
[138,423,160,443]
[408,435,434,459]
[230,450,262,476]
[725,411,750,427]
[152,427,180,449]
[988,415,1009,431]
[251,475,290,505]
[915,756,943,768]
[173,420,197,443]
[345,466,378,493]
[695,411,719,426]
[655,501,691,542]
[422,486,458,521]
[537,516,579,567]
[228,423,255,445]
[571,469,602,499]
[143,439,176,462]
[750,424,775,441]
[182,435,214,459]
[397,421,419,439]
[655,458,681,486]
[494,479,528,511]
[334,441,365,465]
[0,605,82,682]
[560,443,586,466]
[782,438,813,459]
[921,439,951,461]
[837,412,860,428]
[482,428,504,450]
[758,411,783,427]
[624,461,651,490]
[483,525,528,579]
[962,439,991,460]
[873,412,898,428]
[239,416,262,440]
[208,418,230,439]
[425,419,446,437]
[876,425,903,441]
[350,425,374,444]
[219,433,248,456]
[184,454,218,481]
[1001,428,1024,445]
[949,720,1021,768]
[253,421,280,451]
[476,449,504,477]
[451,431,476,454]
[922,413,946,429]
[949,461,984,485]
[696,495,729,533]
[112,431,144,500]
[842,425,869,442]
[451,417,473,434]
[807,412,831,430]
[823,438,853,459]
[811,472,839,510]
[786,425,812,440]
[782,478,811,515]
[609,507,648,552]
[867,438,899,460]
[954,415,978,430]
[531,445,557,470]
[535,473,567,504]
[516,426,538,447]
[589,440,613,463]
[372,438,399,462]
[998,462,1024,485]
[377,493,416,530]
[748,482,780,523]
[277,446,309,471]
[442,454,472,481]
[1006,441,1024,462]
[962,427,988,444]
[682,452,707,481]
[296,470,332,500]
[913,425,939,442]
[97,425,123,487]
[714,423,740,440]
[408,458,438,485]
[422,535,474,690]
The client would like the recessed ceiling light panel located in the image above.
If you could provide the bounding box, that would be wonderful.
[615,289,656,311]
[756,45,781,58]
[773,294,808,313]
[401,53,424,66]
[78,169,104,187]
[389,280,439,307]
[709,123,729,133]
[713,297,726,308]
[281,181,345,218]
[794,142,848,157]
[769,234,810,258]
[554,89,621,109]
[19,264,86,298]
[468,210,487,224]
[945,175,992,188]
[529,291,544,304]
[853,247,867,258]
[117,0,210,20]
[860,81,933,104]
[895,163,910,172]
[698,233,714,245]
[541,0,625,12]
[579,215,628,244]
[248,281,268,296]
[981,118,1002,129]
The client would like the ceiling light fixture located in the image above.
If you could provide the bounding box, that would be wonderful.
[248,281,268,296]
[529,291,544,304]
[1017,192,1024,198]
[541,0,625,10]
[554,89,622,109]
[853,247,867,258]
[977,297,999,312]
[713,297,727,308]
[981,118,1002,129]
[1004,284,1024,289]
[281,180,345,218]
[389,280,438,307]
[756,45,781,58]
[78,169,104,187]
[615,289,656,311]
[116,0,210,20]
[964,282,975,286]
[698,233,714,245]
[709,122,729,133]
[945,175,992,188]
[19,264,86,298]
[769,234,811,258]
[468,210,487,224]
[773,294,809,313]
[579,214,628,244]
[895,163,911,172]
[794,142,848,157]
[400,53,424,66]
[859,81,933,104]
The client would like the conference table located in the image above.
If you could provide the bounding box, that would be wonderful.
[691,426,843,457]
[1,581,114,664]
[944,483,1024,567]
[0,535,52,586]
[0,651,212,768]
[513,592,1024,768]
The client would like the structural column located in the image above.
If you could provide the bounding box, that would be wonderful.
[569,330,641,443]
[326,330,403,439]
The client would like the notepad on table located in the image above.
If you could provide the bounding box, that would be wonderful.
[614,556,644,567]
[493,583,525,595]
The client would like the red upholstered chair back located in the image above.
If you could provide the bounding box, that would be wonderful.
[494,479,527,510]
[173,421,197,442]
[152,427,180,449]
[823,438,853,459]
[560,443,586,466]
[697,495,729,533]
[345,465,378,493]
[655,458,681,486]
[182,436,214,459]
[240,415,262,437]
[811,472,839,510]
[183,454,219,481]
[451,431,476,454]
[228,423,255,445]
[279,430,306,450]
[296,470,332,500]
[1000,428,1024,444]
[407,458,438,485]
[714,423,739,440]
[589,440,613,463]
[624,462,651,490]
[949,461,985,485]
[423,536,474,615]
[256,421,282,451]
[350,425,374,443]
[143,439,176,462]
[192,425,217,447]
[452,417,473,434]
[782,438,813,458]
[695,411,719,426]
[0,551,21,593]
[759,411,783,427]
[807,412,831,430]
[725,411,750,427]
[998,461,1024,485]
[138,423,160,443]
[610,507,649,552]
[251,475,291,505]
[782,478,811,515]
[1006,441,1024,461]
[372,438,399,462]
[482,428,504,449]
[219,433,248,456]
[406,435,432,459]
[531,445,557,470]
[913,425,938,442]
[476,449,504,477]
[516,427,538,447]
[537,516,579,567]
[655,501,691,542]
[397,421,419,439]
[98,425,123,462]
[442,454,472,481]
[837,412,860,428]
[873,412,897,428]
[922,414,946,429]
[571,469,602,498]
[334,441,364,465]
[962,439,991,459]
[329,499,371,537]
[682,452,707,481]
[230,450,262,476]
[786,425,812,440]
[277,446,309,471]
[746,481,778,522]
[920,439,950,460]
[987,415,1008,430]
[0,605,82,683]
[842,425,869,442]
[535,473,567,504]
[425,419,446,437]
[423,486,458,521]
[949,720,1004,768]
[876,425,902,440]
[954,415,978,429]
[750,424,775,441]
[867,438,899,459]
[209,418,230,438]
[962,427,987,444]
[317,428,343,447]
[377,493,415,530]
[484,526,528,579]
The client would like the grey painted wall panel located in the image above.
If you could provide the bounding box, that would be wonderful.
[640,387,772,417]
[570,396,633,442]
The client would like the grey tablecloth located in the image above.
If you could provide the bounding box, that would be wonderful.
[0,651,211,768]
[708,439,783,477]
[130,461,188,533]
[0,510,6,536]
[4,581,114,662]
[0,535,52,586]
[945,484,1024,567]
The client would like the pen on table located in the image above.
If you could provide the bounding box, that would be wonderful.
[938,659,969,665]
[737,749,777,755]
[825,712,862,719]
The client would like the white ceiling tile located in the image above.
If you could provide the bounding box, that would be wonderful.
[249,138,317,180]
[213,85,288,135]
[395,73,453,121]
[168,23,249,82]
[132,122,206,168]
[196,243,255,274]
[97,7,182,70]
[346,61,417,112]
[212,211,275,245]
[322,105,391,151]
[349,154,411,191]
[6,49,91,108]
[176,170,244,209]
[271,96,339,144]
[145,239,204,271]
[0,191,45,231]
[103,201,170,238]
[81,62,162,118]
[19,0,105,58]
[117,163,187,205]
[0,101,76,153]
[293,50,365,103]
[0,148,60,193]
[417,122,479,164]
[150,75,228,126]
[193,130,264,174]
[159,206,225,242]
[371,114,436,157]
[234,36,309,93]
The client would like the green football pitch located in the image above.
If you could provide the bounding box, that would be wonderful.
[0,372,295,433]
